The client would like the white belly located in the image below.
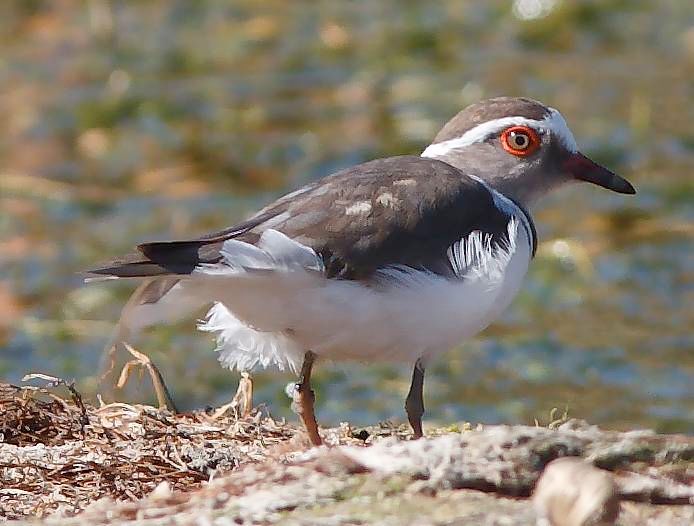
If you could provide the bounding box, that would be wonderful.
[196,222,531,372]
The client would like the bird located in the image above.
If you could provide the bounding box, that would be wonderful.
[87,97,636,446]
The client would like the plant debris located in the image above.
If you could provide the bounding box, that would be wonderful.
[0,380,296,519]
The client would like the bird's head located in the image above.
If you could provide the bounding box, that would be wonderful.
[422,97,635,206]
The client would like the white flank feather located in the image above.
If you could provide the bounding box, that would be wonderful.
[199,302,304,373]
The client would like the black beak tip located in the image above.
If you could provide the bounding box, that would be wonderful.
[618,179,637,195]
[566,153,637,196]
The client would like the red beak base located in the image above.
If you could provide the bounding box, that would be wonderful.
[564,153,636,195]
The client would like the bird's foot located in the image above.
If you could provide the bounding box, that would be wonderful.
[291,382,322,446]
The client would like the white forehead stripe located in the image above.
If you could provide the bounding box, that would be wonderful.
[421,107,578,158]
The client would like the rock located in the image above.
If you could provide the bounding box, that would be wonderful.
[533,457,619,526]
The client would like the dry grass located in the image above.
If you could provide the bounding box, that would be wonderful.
[0,378,297,519]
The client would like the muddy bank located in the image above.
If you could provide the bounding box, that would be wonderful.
[1,381,692,525]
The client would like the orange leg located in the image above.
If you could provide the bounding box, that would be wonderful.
[291,351,322,446]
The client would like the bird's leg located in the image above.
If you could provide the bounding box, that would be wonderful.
[291,351,322,446]
[405,358,425,439]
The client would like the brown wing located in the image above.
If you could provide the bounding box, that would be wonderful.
[87,156,515,281]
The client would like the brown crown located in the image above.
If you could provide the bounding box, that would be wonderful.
[432,97,551,144]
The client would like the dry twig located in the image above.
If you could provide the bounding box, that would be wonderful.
[117,343,178,412]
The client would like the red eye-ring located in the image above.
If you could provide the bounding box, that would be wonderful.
[500,126,541,157]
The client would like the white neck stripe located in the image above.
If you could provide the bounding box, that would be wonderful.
[421,108,578,158]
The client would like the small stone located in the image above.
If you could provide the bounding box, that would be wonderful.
[149,481,172,501]
[352,429,370,441]
[533,457,619,526]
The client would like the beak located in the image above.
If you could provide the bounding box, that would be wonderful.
[563,152,636,194]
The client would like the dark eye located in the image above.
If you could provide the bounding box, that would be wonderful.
[509,132,529,149]
[501,126,541,156]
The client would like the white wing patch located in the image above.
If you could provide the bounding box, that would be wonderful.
[196,229,324,275]
[375,217,521,287]
[447,217,519,282]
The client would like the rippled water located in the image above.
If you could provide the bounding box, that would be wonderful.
[1,1,692,432]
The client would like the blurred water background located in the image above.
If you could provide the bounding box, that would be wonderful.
[1,1,692,433]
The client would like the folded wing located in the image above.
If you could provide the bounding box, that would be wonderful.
[87,155,517,282]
